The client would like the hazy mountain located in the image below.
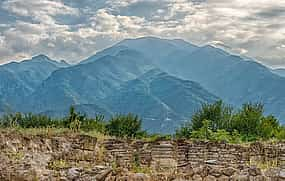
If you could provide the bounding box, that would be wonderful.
[104,37,285,121]
[41,104,112,119]
[2,37,285,132]
[80,36,198,65]
[100,69,218,133]
[2,55,69,90]
[273,68,285,77]
[24,49,155,113]
[0,55,69,111]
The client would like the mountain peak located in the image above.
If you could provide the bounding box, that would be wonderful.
[32,54,51,61]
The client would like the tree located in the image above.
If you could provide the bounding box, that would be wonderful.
[175,122,192,139]
[191,100,233,131]
[66,106,83,132]
[232,103,264,138]
[191,119,213,140]
[106,114,146,138]
[258,115,279,139]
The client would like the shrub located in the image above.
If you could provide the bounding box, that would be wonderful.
[106,114,146,138]
[190,120,213,140]
[191,100,233,131]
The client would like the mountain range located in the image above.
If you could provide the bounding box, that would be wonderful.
[1,37,285,133]
[273,68,285,77]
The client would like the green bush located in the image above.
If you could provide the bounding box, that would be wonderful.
[190,120,213,140]
[106,114,146,138]
[176,101,283,142]
[191,100,233,131]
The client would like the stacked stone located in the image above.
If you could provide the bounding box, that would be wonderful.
[277,143,285,168]
[176,140,190,168]
[216,144,247,167]
[151,141,177,172]
[188,141,207,166]
[103,139,132,168]
[131,141,152,167]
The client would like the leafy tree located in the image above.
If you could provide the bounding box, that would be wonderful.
[80,115,106,132]
[258,115,279,139]
[191,100,233,131]
[232,103,264,138]
[175,122,192,139]
[191,119,213,140]
[106,114,146,138]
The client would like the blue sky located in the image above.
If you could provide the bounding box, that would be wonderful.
[0,0,284,67]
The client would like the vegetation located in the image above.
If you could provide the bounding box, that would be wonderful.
[106,114,146,138]
[176,100,285,142]
[1,101,285,142]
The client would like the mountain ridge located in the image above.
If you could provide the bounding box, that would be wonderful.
[1,37,285,132]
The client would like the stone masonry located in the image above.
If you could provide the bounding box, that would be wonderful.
[1,131,285,180]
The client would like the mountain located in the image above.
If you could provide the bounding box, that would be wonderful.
[2,36,285,132]
[80,36,198,65]
[101,37,285,121]
[273,68,285,77]
[24,49,155,113]
[41,104,112,119]
[0,55,69,110]
[2,55,69,89]
[100,69,218,133]
[20,48,217,133]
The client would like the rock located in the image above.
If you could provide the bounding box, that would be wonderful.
[128,173,150,181]
[210,167,222,177]
[95,168,112,181]
[192,174,202,181]
[205,160,217,165]
[67,168,82,180]
[231,174,249,181]
[204,175,217,181]
[251,175,267,181]
[217,175,230,181]
[184,165,194,177]
[279,169,285,179]
[222,167,236,177]
[264,168,280,178]
[249,166,262,176]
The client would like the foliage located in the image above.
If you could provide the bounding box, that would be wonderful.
[231,103,264,138]
[191,120,213,140]
[175,122,192,139]
[106,114,146,138]
[191,100,233,131]
[176,100,284,142]
[0,101,284,142]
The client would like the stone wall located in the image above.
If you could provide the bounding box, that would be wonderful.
[102,139,283,169]
[1,131,285,180]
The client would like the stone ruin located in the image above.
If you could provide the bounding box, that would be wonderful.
[1,131,285,180]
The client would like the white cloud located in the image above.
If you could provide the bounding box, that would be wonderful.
[0,0,284,66]
[2,0,79,24]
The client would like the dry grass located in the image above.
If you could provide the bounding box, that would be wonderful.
[0,127,111,141]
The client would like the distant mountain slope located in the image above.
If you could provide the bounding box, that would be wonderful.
[100,69,218,133]
[0,55,69,110]
[2,36,285,132]
[80,37,198,65]
[104,37,285,121]
[153,44,285,120]
[273,68,285,77]
[24,49,155,113]
[41,104,112,119]
[2,55,69,90]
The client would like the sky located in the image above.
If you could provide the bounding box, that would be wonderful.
[0,0,284,67]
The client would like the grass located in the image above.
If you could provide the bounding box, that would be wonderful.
[6,151,25,161]
[248,158,278,170]
[48,159,71,170]
[0,127,111,141]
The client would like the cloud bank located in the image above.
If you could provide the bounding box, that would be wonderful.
[0,0,284,67]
